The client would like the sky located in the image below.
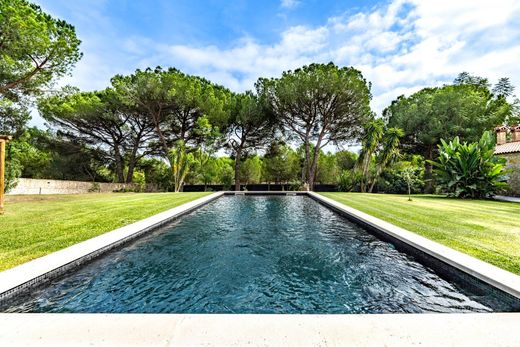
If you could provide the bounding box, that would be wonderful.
[32,0,520,131]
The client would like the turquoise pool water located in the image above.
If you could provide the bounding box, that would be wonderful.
[4,196,516,313]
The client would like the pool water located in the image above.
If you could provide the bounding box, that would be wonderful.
[4,196,516,313]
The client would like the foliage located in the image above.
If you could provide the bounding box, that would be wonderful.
[0,99,30,135]
[336,150,358,171]
[368,127,404,192]
[337,169,362,192]
[384,73,517,192]
[258,62,372,188]
[374,156,425,194]
[0,0,82,99]
[169,140,195,192]
[240,155,263,184]
[4,145,23,193]
[430,131,509,198]
[262,142,300,183]
[357,119,384,192]
[315,151,339,184]
[226,91,275,190]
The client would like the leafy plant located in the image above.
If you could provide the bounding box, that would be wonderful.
[430,131,509,198]
[337,169,362,192]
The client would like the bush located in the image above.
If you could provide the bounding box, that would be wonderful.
[374,156,425,194]
[430,131,509,198]
[337,169,362,192]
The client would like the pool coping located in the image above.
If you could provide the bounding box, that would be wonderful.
[308,191,520,300]
[0,192,224,302]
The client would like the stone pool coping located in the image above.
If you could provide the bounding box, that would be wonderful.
[308,191,520,300]
[0,192,224,302]
[1,313,519,346]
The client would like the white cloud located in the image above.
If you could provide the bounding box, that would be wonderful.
[169,0,520,115]
[280,0,300,10]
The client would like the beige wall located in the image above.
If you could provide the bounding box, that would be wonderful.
[7,178,137,195]
[502,152,520,196]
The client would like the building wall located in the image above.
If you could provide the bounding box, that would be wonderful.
[7,178,138,195]
[503,152,520,196]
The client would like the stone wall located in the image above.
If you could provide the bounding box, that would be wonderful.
[7,178,138,195]
[502,152,520,196]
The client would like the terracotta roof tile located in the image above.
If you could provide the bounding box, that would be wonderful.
[495,141,520,154]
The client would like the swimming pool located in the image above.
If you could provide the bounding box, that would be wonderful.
[3,195,519,313]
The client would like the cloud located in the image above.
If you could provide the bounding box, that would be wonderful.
[280,0,300,10]
[167,0,520,115]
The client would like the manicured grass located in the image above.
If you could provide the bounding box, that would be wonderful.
[0,192,210,271]
[320,193,520,275]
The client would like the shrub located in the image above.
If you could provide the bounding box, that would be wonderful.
[430,131,509,198]
[337,169,362,192]
[374,156,425,194]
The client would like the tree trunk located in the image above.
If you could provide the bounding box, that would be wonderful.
[308,132,325,191]
[303,140,310,185]
[425,144,434,193]
[114,145,125,183]
[234,150,241,191]
[368,165,382,193]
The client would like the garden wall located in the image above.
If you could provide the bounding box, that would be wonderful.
[503,152,520,197]
[7,178,137,195]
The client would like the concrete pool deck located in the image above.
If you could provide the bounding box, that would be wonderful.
[0,313,519,346]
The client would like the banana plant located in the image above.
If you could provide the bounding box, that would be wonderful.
[429,131,509,198]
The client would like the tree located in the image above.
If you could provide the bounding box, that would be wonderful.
[357,119,384,192]
[493,77,515,98]
[384,75,514,191]
[336,150,358,171]
[112,68,231,191]
[39,88,155,183]
[430,131,508,198]
[368,127,404,192]
[226,91,274,191]
[258,62,372,189]
[263,142,300,184]
[0,99,30,135]
[315,151,339,184]
[0,0,81,98]
[240,156,263,185]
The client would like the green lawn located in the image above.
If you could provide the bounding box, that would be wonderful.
[320,193,520,275]
[0,192,210,271]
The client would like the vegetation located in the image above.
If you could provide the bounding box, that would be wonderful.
[1,1,519,198]
[384,73,518,191]
[0,192,209,270]
[321,193,520,275]
[257,63,372,189]
[431,131,509,198]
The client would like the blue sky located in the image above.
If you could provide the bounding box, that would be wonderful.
[32,0,520,130]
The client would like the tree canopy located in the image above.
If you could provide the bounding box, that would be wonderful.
[257,62,372,188]
[0,0,81,99]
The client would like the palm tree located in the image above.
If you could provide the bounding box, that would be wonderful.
[357,119,385,192]
[368,127,404,193]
